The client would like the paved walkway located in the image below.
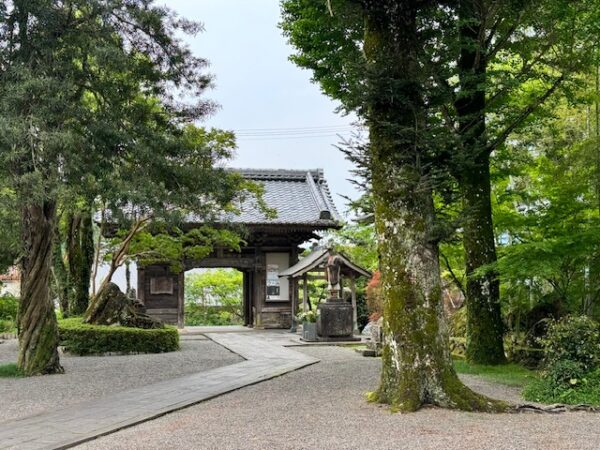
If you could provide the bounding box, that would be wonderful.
[0,332,319,450]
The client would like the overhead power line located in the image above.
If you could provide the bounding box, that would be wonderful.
[232,124,364,141]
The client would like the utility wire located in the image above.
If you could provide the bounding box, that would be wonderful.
[232,124,362,141]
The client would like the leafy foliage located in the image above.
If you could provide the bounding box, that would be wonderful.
[184,269,243,326]
[522,315,600,404]
[365,271,382,318]
[0,188,18,273]
[540,315,600,374]
[0,293,18,333]
[297,310,318,323]
[523,368,600,405]
[58,318,179,355]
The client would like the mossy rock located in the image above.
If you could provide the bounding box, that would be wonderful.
[85,282,163,329]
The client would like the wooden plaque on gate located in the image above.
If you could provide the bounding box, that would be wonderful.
[150,276,173,295]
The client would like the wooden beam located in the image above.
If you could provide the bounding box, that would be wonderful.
[184,257,255,270]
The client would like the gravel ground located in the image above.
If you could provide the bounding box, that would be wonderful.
[76,346,600,450]
[0,336,242,422]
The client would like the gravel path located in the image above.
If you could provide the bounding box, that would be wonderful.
[76,346,600,450]
[0,336,242,422]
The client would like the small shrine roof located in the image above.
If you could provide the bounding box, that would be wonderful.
[279,248,371,279]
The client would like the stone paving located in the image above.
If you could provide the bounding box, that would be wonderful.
[0,332,319,450]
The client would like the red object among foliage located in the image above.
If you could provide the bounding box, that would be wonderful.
[366,271,383,318]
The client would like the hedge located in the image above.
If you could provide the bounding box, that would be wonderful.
[58,318,180,355]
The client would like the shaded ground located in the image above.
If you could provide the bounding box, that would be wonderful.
[76,346,600,450]
[0,336,242,422]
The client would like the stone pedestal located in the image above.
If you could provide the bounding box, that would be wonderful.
[317,301,358,341]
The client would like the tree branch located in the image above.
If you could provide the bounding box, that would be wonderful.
[440,251,466,298]
[487,74,565,154]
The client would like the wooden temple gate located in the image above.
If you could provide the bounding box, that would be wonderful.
[136,169,343,329]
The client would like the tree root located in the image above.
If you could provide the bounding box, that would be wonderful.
[512,403,600,414]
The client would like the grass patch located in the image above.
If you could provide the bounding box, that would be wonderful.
[523,368,600,406]
[453,357,538,387]
[0,363,23,378]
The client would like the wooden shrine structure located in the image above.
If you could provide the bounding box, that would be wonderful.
[137,169,342,328]
[279,248,371,332]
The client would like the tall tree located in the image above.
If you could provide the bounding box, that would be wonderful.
[0,1,243,375]
[450,0,600,362]
[281,0,600,364]
[347,0,505,411]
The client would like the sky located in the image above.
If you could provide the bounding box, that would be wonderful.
[164,0,361,217]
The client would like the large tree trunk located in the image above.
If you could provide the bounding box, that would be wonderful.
[364,0,506,412]
[67,206,94,316]
[18,201,64,375]
[52,225,70,316]
[462,158,506,364]
[455,0,506,364]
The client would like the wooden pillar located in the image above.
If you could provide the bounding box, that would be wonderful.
[177,271,185,329]
[253,248,265,328]
[248,271,255,327]
[302,273,309,312]
[243,271,250,326]
[290,277,298,332]
[137,266,145,305]
[289,247,299,332]
[350,275,358,333]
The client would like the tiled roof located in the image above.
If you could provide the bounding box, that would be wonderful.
[219,169,342,228]
[278,248,372,278]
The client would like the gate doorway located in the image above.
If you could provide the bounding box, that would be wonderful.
[184,269,244,326]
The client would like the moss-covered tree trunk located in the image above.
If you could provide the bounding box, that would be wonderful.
[67,206,94,316]
[52,226,70,316]
[18,201,64,375]
[365,0,505,412]
[461,158,506,364]
[455,0,506,364]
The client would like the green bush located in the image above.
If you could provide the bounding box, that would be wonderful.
[546,359,586,387]
[0,293,18,319]
[185,304,243,326]
[0,293,18,333]
[356,292,369,332]
[540,315,600,374]
[58,318,180,355]
[522,315,600,405]
[524,368,600,405]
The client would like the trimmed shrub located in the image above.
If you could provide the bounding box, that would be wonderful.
[58,318,180,355]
